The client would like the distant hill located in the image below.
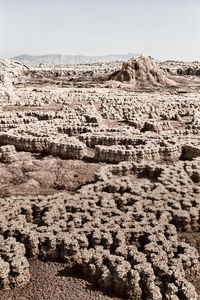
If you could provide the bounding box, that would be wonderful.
[11,53,141,66]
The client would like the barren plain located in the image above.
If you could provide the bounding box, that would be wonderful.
[0,55,200,299]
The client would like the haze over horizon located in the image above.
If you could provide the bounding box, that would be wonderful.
[1,0,200,61]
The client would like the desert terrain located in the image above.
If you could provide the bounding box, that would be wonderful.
[0,55,200,299]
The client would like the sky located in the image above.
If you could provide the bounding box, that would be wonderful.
[1,0,200,61]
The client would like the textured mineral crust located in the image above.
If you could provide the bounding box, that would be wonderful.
[0,56,200,299]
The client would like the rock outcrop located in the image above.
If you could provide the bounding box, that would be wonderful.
[111,55,180,87]
[0,60,29,102]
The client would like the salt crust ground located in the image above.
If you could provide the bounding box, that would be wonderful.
[0,56,200,299]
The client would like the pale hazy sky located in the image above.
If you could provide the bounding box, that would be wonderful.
[1,0,200,61]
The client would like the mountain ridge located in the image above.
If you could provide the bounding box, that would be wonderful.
[11,53,141,66]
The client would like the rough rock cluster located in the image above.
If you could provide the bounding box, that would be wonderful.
[0,159,199,299]
[0,57,200,299]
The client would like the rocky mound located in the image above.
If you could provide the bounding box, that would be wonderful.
[0,60,29,102]
[111,55,180,87]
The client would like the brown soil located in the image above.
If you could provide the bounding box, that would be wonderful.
[179,232,200,297]
[0,259,121,300]
[0,154,103,197]
[3,104,62,112]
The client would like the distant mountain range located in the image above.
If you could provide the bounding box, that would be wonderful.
[11,53,141,66]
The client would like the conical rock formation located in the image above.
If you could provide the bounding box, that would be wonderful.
[111,55,179,87]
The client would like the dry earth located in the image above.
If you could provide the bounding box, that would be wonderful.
[0,55,200,299]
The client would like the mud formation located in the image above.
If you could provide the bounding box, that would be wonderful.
[110,55,183,87]
[0,57,200,299]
